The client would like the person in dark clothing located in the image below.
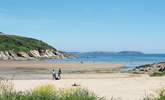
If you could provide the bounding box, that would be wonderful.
[58,68,62,79]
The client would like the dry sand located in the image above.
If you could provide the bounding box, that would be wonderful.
[12,74,165,100]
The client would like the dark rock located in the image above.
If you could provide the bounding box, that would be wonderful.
[131,62,165,73]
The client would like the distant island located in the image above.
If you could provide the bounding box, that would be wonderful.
[0,32,68,60]
[118,51,144,55]
[70,51,144,56]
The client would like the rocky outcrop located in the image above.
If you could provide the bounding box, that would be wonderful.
[28,50,40,57]
[131,62,165,73]
[0,49,66,60]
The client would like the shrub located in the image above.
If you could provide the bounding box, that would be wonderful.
[0,81,105,100]
[31,84,59,100]
[143,88,165,100]
[60,88,105,100]
[149,72,165,77]
[0,80,15,100]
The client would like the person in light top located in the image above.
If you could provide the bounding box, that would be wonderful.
[52,69,56,80]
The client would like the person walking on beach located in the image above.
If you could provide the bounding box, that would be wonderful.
[52,69,56,80]
[58,68,62,79]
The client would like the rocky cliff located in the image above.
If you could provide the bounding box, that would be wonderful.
[0,49,66,60]
[0,32,68,60]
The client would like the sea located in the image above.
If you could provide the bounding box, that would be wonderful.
[48,53,165,71]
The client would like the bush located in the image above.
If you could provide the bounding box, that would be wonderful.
[31,84,59,100]
[143,88,165,100]
[0,81,105,100]
[60,88,105,100]
[149,72,165,77]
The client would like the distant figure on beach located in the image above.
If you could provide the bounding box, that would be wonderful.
[52,69,56,80]
[80,61,83,64]
[58,68,62,79]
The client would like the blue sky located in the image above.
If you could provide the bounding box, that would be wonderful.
[0,0,165,53]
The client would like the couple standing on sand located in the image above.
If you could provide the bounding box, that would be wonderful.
[52,68,62,80]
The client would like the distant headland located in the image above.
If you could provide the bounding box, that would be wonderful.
[0,32,69,60]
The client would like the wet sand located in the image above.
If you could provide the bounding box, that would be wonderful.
[0,61,124,79]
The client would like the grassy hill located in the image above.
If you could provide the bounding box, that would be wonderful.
[0,32,56,52]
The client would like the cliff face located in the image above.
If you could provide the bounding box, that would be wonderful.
[0,33,67,60]
[0,49,66,60]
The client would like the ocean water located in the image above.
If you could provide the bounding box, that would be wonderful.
[48,53,165,70]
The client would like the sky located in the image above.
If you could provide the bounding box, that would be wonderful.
[0,0,165,53]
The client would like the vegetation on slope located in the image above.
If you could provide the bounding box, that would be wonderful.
[0,33,56,52]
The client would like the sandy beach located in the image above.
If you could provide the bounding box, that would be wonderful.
[12,74,165,100]
[0,61,165,100]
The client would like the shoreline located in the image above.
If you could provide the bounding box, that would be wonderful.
[0,61,124,80]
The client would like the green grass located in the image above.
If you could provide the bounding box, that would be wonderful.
[149,72,165,77]
[0,80,105,100]
[0,34,56,52]
[59,88,104,100]
[143,88,165,100]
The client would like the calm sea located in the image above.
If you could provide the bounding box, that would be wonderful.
[48,53,165,70]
